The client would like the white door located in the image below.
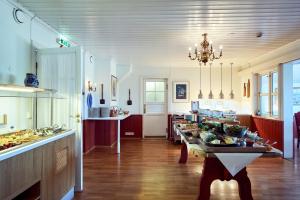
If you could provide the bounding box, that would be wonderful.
[37,47,83,191]
[143,78,168,137]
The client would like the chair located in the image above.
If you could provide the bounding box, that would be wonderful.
[295,112,300,148]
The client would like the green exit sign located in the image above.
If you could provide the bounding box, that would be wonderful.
[56,37,71,47]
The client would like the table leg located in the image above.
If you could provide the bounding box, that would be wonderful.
[234,168,253,200]
[117,120,120,154]
[198,157,253,200]
[179,142,188,164]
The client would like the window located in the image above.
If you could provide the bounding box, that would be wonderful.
[145,81,165,103]
[258,71,279,117]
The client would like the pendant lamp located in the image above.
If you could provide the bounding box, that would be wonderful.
[208,63,213,99]
[198,63,203,99]
[219,63,224,99]
[229,62,235,99]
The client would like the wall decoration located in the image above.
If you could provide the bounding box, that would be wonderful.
[173,81,189,103]
[87,93,93,109]
[100,83,105,104]
[243,83,247,97]
[111,75,117,101]
[127,89,132,105]
[247,79,250,98]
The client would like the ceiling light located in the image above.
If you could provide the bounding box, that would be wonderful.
[219,63,224,99]
[198,63,203,99]
[188,33,223,65]
[229,63,235,99]
[208,63,213,99]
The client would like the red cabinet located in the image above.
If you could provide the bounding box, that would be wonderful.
[83,120,95,153]
[83,115,143,153]
[120,115,143,138]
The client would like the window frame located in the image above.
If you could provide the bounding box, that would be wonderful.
[257,70,279,118]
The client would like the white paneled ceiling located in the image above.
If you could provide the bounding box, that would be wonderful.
[17,0,300,68]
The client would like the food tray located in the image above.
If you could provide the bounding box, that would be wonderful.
[205,142,239,147]
[197,138,267,153]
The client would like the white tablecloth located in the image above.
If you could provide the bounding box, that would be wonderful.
[214,153,262,176]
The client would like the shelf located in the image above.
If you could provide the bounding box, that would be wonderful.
[0,84,56,93]
[0,84,65,99]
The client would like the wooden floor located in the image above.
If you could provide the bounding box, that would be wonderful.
[74,139,300,200]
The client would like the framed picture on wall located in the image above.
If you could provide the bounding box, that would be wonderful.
[111,75,117,101]
[173,81,189,103]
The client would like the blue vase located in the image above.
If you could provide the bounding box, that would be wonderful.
[24,73,39,88]
[87,93,93,109]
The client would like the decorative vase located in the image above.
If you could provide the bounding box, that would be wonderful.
[87,93,93,109]
[24,73,39,88]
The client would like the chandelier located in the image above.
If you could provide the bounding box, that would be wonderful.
[188,33,223,65]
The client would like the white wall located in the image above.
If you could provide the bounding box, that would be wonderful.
[0,0,66,133]
[83,55,120,118]
[118,65,242,114]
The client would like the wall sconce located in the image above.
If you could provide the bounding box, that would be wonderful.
[87,81,96,92]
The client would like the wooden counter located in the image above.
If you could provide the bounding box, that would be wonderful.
[0,130,75,200]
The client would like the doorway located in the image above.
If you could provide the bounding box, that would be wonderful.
[142,78,168,137]
[37,47,83,191]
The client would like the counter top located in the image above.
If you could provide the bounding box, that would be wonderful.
[0,129,75,162]
[85,114,131,121]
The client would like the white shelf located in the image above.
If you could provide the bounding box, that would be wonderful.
[0,84,56,93]
[0,84,65,99]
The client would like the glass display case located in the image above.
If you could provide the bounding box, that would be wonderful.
[0,84,65,134]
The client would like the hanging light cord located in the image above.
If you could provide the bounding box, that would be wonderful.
[220,63,223,90]
[230,63,233,91]
[209,63,212,90]
[199,63,202,90]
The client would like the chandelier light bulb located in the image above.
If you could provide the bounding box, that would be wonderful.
[209,40,213,44]
[219,45,223,50]
[189,47,192,51]
[194,43,198,47]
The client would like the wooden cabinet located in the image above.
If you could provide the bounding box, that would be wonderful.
[83,120,95,153]
[0,134,75,200]
[0,148,42,200]
[120,115,143,138]
[41,134,75,200]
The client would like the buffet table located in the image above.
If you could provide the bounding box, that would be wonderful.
[86,114,130,154]
[175,124,282,200]
[0,129,76,200]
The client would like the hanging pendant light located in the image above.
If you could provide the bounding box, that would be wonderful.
[219,63,224,99]
[229,62,235,99]
[208,63,214,99]
[198,63,203,99]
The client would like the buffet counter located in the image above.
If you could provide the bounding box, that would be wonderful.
[0,129,76,200]
[0,129,75,162]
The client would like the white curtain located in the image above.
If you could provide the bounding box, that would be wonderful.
[37,52,76,129]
